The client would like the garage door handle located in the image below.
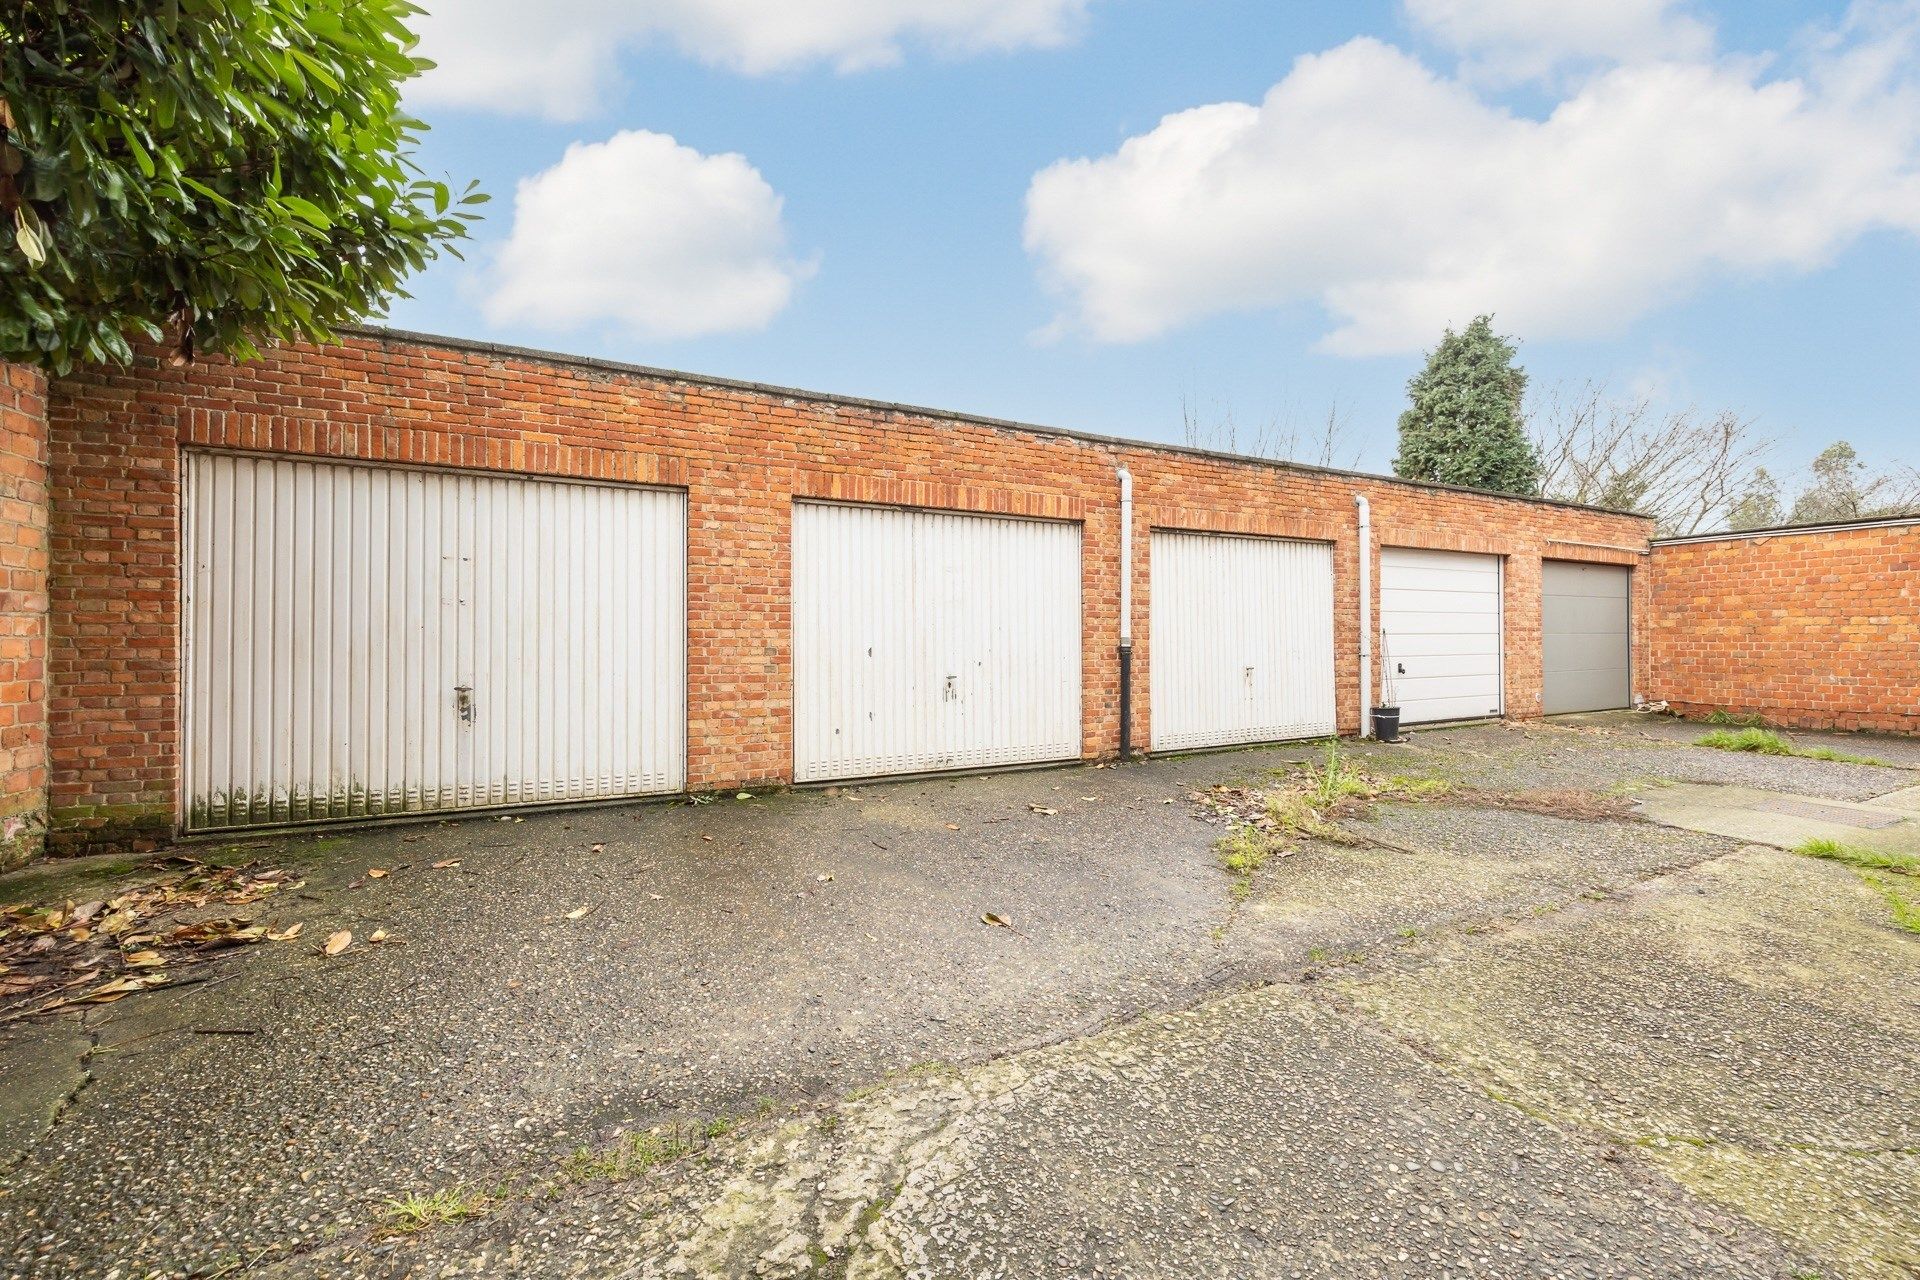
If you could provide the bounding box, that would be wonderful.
[945,675,956,701]
[455,685,475,723]
[1396,663,1406,674]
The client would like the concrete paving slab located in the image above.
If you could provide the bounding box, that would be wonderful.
[263,984,1801,1280]
[1,721,1911,1278]
[1341,845,1920,1280]
[0,1018,91,1176]
[1870,784,1920,812]
[1635,782,1920,853]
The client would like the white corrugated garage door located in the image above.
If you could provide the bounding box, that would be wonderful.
[1149,532,1336,751]
[184,452,686,830]
[1379,547,1505,725]
[1543,561,1631,714]
[792,503,1081,782]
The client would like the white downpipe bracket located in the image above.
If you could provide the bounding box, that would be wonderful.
[1355,494,1372,738]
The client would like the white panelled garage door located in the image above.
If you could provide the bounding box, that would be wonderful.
[1149,532,1336,751]
[792,503,1081,782]
[1379,547,1505,725]
[184,452,686,831]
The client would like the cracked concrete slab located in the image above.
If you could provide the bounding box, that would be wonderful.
[1635,782,1920,853]
[1870,784,1920,812]
[0,716,1914,1278]
[1341,845,1920,1279]
[264,984,1801,1280]
[0,1018,92,1175]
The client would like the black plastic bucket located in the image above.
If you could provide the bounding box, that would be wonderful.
[1371,705,1402,743]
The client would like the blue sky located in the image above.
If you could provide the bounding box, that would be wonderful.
[388,0,1920,484]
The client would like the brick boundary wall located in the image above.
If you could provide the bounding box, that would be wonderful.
[1649,520,1920,734]
[0,361,50,871]
[44,330,1652,853]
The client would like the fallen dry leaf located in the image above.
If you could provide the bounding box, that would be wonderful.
[700,834,714,842]
[945,823,961,831]
[981,912,1013,929]
[590,842,605,854]
[816,873,834,883]
[368,929,388,943]
[430,859,461,870]
[323,930,352,957]
[122,950,166,969]
[1027,805,1057,816]
[366,868,389,879]
[266,923,304,942]
[564,905,594,921]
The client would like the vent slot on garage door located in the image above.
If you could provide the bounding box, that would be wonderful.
[1379,547,1505,725]
[792,502,1082,782]
[1149,532,1336,751]
[184,452,686,831]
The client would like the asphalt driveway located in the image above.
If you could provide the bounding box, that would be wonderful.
[2,713,1915,1279]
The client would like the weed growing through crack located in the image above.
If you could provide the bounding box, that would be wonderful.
[1862,874,1920,935]
[376,1103,788,1242]
[557,1124,699,1184]
[1794,838,1920,935]
[1695,727,1891,766]
[1211,742,1445,898]
[1793,837,1919,876]
[1218,823,1279,900]
[380,1184,501,1234]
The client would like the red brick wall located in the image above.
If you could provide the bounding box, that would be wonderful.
[1650,523,1919,734]
[0,361,50,870]
[45,331,1652,850]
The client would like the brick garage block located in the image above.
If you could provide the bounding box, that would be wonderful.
[46,329,1654,852]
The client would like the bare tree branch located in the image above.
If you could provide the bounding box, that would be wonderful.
[1528,383,1774,535]
[1180,392,1362,471]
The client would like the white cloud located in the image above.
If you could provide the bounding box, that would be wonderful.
[1024,7,1920,355]
[414,0,1092,120]
[1405,0,1713,83]
[484,131,815,340]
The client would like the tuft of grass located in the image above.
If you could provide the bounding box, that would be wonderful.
[1696,727,1793,755]
[1794,745,1894,765]
[556,1125,698,1184]
[1217,823,1280,899]
[1706,709,1769,728]
[1861,873,1920,935]
[380,1184,498,1234]
[1212,743,1460,901]
[1309,741,1372,805]
[1793,838,1919,876]
[1695,728,1892,766]
[1794,839,1920,934]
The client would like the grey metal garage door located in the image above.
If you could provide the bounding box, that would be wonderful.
[1542,561,1630,714]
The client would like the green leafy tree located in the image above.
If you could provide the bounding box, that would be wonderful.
[1725,467,1783,531]
[1394,315,1541,496]
[1,0,484,374]
[1788,442,1875,524]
